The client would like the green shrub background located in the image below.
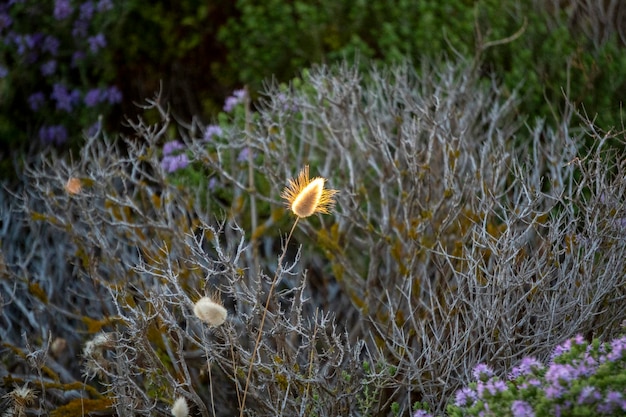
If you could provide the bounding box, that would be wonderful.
[3,0,626,166]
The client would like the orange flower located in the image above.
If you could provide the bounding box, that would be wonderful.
[64,177,81,194]
[281,166,338,218]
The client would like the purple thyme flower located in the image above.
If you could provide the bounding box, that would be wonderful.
[0,65,7,78]
[472,363,494,381]
[71,50,85,66]
[237,147,251,162]
[0,11,12,31]
[42,35,60,55]
[40,60,57,76]
[161,154,189,173]
[223,88,246,112]
[86,119,101,138]
[597,391,625,414]
[412,411,433,417]
[577,386,602,405]
[574,355,598,378]
[485,379,507,396]
[87,33,106,53]
[607,335,626,362]
[551,334,586,361]
[545,363,576,385]
[511,400,534,417]
[39,124,68,145]
[84,88,102,107]
[96,0,113,12]
[454,387,477,407]
[80,1,95,20]
[509,356,544,380]
[51,84,80,112]
[102,85,122,104]
[203,124,222,141]
[28,92,45,111]
[54,0,73,20]
[72,20,89,38]
[163,140,185,156]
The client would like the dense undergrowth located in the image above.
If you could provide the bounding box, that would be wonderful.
[1,58,626,416]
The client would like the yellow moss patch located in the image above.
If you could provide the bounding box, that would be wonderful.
[50,397,114,417]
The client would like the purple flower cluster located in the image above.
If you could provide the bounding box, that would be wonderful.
[83,86,122,107]
[449,334,626,416]
[39,124,68,145]
[3,0,121,146]
[161,140,189,173]
[223,89,246,112]
[203,124,223,141]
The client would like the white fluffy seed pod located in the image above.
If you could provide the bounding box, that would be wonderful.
[193,296,227,327]
[171,396,189,417]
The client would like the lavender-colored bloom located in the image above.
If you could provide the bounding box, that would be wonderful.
[551,335,585,360]
[163,140,185,156]
[237,147,251,162]
[412,411,433,417]
[597,391,625,414]
[96,0,113,12]
[54,0,73,20]
[86,119,101,138]
[485,379,507,396]
[14,33,38,56]
[161,154,189,173]
[42,35,60,55]
[577,386,602,405]
[87,33,106,53]
[208,177,218,191]
[472,363,494,381]
[40,60,57,76]
[545,363,576,386]
[71,50,85,67]
[0,11,12,30]
[84,88,102,107]
[509,356,544,379]
[0,65,7,78]
[72,20,89,38]
[51,84,80,112]
[454,387,476,407]
[80,1,95,20]
[39,125,68,145]
[103,85,122,104]
[575,355,598,377]
[511,400,534,417]
[203,124,222,141]
[51,83,72,111]
[28,92,45,111]
[543,384,564,400]
[519,377,542,391]
[607,335,626,362]
[223,88,246,112]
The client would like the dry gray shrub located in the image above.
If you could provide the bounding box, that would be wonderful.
[1,58,626,416]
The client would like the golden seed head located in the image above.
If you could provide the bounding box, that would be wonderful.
[193,296,227,327]
[171,396,189,417]
[281,166,338,218]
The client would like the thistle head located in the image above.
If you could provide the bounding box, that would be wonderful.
[281,165,338,218]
